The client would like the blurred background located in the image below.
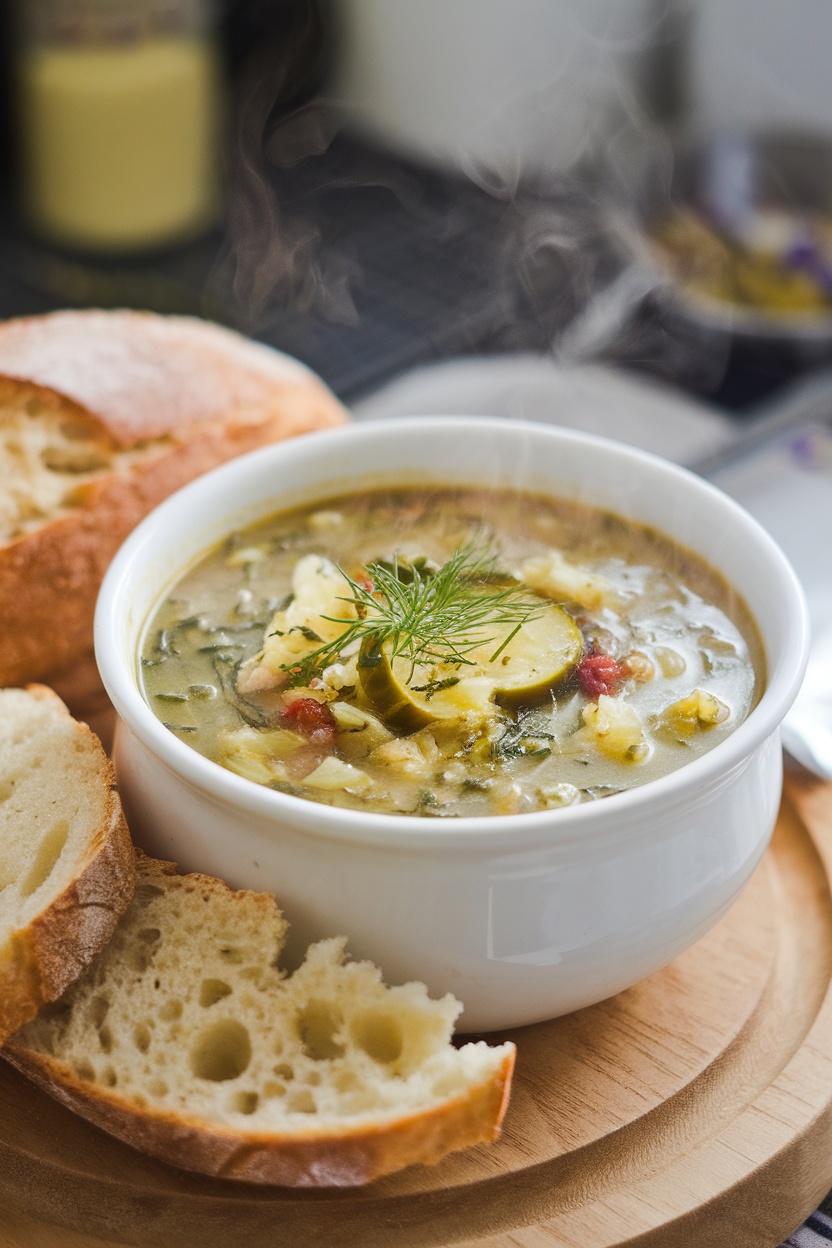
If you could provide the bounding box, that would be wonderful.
[4,9,832,1235]
[0,0,831,409]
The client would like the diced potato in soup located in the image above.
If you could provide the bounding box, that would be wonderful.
[140,488,763,818]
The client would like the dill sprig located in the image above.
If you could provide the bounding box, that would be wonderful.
[282,541,544,685]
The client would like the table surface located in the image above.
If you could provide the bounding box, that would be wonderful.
[2,776,832,1248]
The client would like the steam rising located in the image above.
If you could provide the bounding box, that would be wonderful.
[210,3,735,394]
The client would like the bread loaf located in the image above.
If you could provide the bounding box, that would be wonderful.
[0,686,134,1042]
[6,853,515,1187]
[0,310,347,698]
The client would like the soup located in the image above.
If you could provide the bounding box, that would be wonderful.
[140,488,763,818]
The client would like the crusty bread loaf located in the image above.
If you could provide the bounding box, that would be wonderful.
[0,686,134,1043]
[5,854,515,1187]
[0,309,347,696]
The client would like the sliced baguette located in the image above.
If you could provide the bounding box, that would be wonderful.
[0,686,134,1042]
[0,309,347,694]
[5,854,515,1187]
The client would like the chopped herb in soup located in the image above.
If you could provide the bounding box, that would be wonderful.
[140,489,763,817]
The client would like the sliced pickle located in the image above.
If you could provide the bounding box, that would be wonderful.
[358,603,582,733]
[489,605,583,708]
[357,639,491,735]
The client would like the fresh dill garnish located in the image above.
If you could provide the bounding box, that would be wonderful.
[493,718,556,759]
[460,777,492,793]
[411,675,461,700]
[212,655,271,728]
[281,540,545,685]
[290,625,324,642]
[581,785,625,799]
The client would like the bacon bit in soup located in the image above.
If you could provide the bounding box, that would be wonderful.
[577,653,625,698]
[280,698,338,746]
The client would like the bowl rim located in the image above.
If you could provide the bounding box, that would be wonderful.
[95,415,811,851]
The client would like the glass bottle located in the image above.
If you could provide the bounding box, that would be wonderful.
[16,0,223,253]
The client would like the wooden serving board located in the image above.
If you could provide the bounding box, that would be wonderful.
[1,775,832,1248]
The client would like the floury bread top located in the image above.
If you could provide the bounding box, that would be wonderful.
[0,310,347,690]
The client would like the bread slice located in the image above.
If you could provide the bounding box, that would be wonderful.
[45,648,120,754]
[0,309,347,694]
[0,686,134,1043]
[5,854,516,1187]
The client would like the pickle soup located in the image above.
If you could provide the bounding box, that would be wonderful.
[140,488,763,818]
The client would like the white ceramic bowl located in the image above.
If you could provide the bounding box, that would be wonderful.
[95,418,809,1032]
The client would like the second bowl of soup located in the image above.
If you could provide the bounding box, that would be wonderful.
[96,418,809,1030]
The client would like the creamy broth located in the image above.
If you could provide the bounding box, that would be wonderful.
[140,488,763,818]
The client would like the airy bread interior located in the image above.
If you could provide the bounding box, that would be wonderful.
[0,391,163,544]
[6,853,513,1183]
[0,687,124,934]
[14,856,510,1134]
[0,311,347,692]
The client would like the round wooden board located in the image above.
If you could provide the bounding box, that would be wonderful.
[1,776,832,1248]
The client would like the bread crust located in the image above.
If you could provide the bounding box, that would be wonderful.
[0,310,336,447]
[0,379,346,687]
[3,1040,515,1187]
[0,311,347,689]
[0,686,136,1043]
[3,847,515,1188]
